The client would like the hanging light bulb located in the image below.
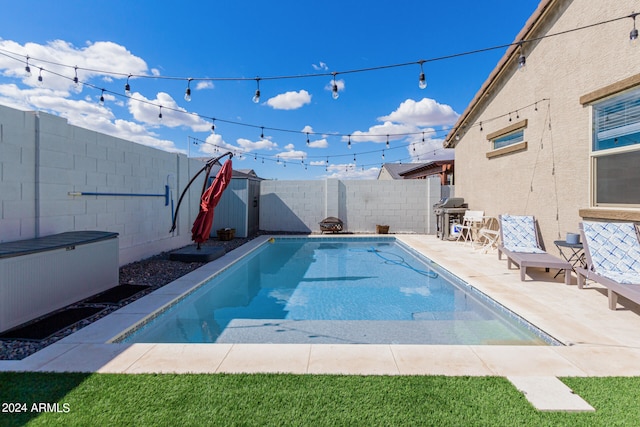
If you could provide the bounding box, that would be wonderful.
[211,119,216,133]
[331,73,339,100]
[479,122,483,132]
[99,89,105,106]
[306,133,310,145]
[260,127,264,139]
[386,135,390,149]
[37,68,44,86]
[517,43,526,71]
[347,135,351,149]
[252,78,261,103]
[418,60,427,89]
[184,78,192,102]
[125,74,131,96]
[24,56,31,77]
[382,150,385,160]
[631,13,639,44]
[73,66,79,86]
[158,106,163,121]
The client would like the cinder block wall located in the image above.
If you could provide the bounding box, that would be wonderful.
[260,178,439,234]
[0,105,205,265]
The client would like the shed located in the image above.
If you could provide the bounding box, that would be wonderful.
[211,169,262,238]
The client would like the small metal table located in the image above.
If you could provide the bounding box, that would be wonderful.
[553,240,586,277]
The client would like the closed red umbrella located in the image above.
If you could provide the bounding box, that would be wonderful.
[191,159,233,248]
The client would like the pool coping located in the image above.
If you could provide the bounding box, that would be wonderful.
[2,234,640,378]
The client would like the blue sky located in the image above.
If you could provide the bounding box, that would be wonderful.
[0,0,540,180]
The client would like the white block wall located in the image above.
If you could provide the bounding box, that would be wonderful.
[0,105,205,265]
[260,178,440,234]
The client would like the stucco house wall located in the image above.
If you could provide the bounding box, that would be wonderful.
[446,0,640,251]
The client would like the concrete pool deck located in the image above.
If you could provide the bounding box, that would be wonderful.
[2,234,640,381]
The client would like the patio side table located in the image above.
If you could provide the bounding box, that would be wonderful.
[553,240,586,278]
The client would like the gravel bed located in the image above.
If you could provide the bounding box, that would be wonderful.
[0,235,258,361]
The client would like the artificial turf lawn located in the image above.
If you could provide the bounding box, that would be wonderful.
[1,373,639,426]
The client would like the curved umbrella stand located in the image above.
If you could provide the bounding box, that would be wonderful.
[169,152,233,238]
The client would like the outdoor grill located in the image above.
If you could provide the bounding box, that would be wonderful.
[433,197,467,240]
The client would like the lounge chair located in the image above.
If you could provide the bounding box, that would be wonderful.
[577,221,640,310]
[498,214,572,285]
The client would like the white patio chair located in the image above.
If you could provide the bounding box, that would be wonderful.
[455,210,485,246]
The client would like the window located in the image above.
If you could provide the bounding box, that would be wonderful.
[494,129,524,149]
[485,119,528,158]
[591,87,640,207]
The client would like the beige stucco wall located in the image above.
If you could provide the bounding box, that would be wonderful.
[452,0,640,252]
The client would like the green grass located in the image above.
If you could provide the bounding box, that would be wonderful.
[1,373,639,426]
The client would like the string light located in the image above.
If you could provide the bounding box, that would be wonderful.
[211,118,216,132]
[331,72,339,100]
[99,89,105,106]
[347,135,351,149]
[125,74,131,96]
[418,60,427,89]
[73,66,79,86]
[184,78,192,102]
[37,68,43,86]
[158,105,163,121]
[260,127,264,139]
[386,135,390,148]
[631,13,639,43]
[24,56,31,77]
[306,132,310,145]
[517,43,526,71]
[252,78,261,103]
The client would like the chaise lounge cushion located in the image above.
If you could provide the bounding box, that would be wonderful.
[581,222,640,285]
[500,215,545,254]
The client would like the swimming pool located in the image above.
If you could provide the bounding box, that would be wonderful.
[118,237,558,345]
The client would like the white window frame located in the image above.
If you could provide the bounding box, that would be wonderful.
[589,87,640,208]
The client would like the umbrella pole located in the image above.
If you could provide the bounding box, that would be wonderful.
[170,152,233,233]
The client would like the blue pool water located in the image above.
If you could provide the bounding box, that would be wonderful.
[119,237,557,345]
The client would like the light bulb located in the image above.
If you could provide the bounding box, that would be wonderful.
[184,79,192,102]
[73,66,79,86]
[518,53,526,71]
[37,69,43,86]
[125,75,131,96]
[158,106,163,121]
[211,119,216,133]
[24,57,31,77]
[99,89,105,106]
[418,61,427,89]
[252,89,261,103]
[332,83,339,100]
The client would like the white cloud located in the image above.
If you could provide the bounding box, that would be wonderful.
[379,98,459,127]
[0,39,148,92]
[278,144,307,160]
[325,164,379,180]
[347,121,418,144]
[308,138,328,148]
[127,91,210,132]
[196,81,214,90]
[266,90,311,110]
[312,62,329,71]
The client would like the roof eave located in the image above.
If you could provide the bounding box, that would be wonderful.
[444,0,557,148]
